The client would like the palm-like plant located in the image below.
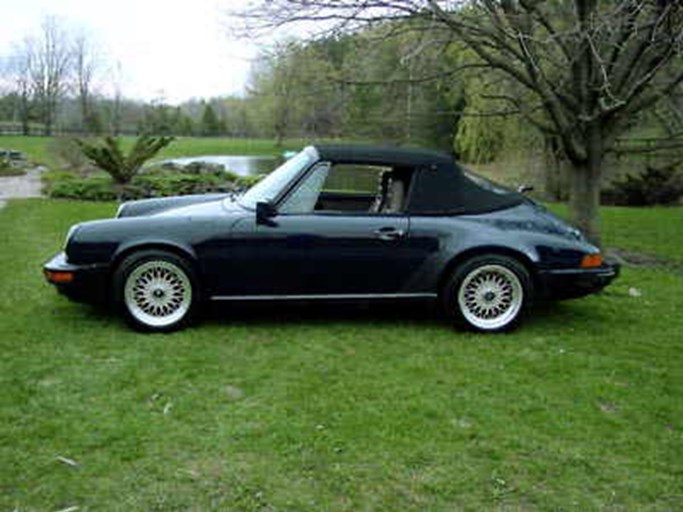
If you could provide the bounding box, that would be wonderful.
[75,135,174,185]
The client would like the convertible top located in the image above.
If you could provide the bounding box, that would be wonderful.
[315,144,453,168]
[313,144,523,215]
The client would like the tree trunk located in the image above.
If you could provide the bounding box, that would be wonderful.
[19,93,31,136]
[44,103,53,136]
[568,146,603,247]
[543,136,569,201]
[20,110,30,136]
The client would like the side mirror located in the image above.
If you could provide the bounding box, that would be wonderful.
[517,184,534,194]
[256,201,278,225]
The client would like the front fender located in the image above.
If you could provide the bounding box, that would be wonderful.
[112,238,198,267]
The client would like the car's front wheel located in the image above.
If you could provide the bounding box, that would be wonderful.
[114,250,198,332]
[444,254,532,333]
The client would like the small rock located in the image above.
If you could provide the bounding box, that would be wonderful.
[56,456,79,467]
[599,401,619,413]
[223,385,244,400]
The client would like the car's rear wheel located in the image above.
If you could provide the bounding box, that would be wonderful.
[113,250,198,332]
[443,254,532,333]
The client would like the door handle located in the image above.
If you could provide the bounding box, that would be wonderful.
[374,227,406,241]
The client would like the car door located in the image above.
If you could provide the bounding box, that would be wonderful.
[215,163,424,297]
[226,213,413,296]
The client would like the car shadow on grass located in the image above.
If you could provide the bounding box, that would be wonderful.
[201,298,582,332]
[71,297,588,334]
[202,299,447,329]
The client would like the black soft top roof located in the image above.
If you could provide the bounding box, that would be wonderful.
[312,144,523,215]
[314,144,452,168]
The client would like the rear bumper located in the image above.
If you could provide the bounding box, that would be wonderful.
[537,261,620,300]
[43,252,110,304]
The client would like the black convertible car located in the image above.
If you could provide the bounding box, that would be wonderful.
[44,144,619,332]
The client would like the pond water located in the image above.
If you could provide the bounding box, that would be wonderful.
[163,155,280,177]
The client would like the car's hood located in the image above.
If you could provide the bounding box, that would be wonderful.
[117,194,244,218]
[152,198,243,217]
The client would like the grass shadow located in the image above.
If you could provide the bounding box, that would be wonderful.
[203,299,447,329]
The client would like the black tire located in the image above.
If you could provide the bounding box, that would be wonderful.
[442,254,532,333]
[113,249,200,332]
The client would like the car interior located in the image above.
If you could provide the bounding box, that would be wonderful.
[312,163,414,214]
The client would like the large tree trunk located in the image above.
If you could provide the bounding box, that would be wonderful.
[543,136,569,201]
[569,130,604,246]
[569,162,601,245]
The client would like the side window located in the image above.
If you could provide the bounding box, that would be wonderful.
[279,163,330,214]
[279,162,415,215]
[314,163,413,214]
[322,164,390,194]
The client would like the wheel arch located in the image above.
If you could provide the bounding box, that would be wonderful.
[437,245,538,297]
[110,240,198,280]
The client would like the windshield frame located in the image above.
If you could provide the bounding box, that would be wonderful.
[231,147,318,210]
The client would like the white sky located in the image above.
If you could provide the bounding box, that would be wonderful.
[0,0,259,104]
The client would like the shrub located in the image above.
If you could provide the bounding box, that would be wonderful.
[238,174,263,188]
[48,137,95,176]
[0,157,26,176]
[602,164,683,206]
[45,171,259,201]
[49,176,119,201]
[44,152,265,201]
[75,135,174,184]
[130,173,233,198]
[41,170,77,195]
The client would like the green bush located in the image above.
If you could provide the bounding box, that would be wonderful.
[41,170,77,195]
[130,173,231,198]
[49,176,119,201]
[48,137,95,175]
[238,174,264,188]
[45,170,261,201]
[75,135,174,184]
[0,157,26,177]
[602,164,683,206]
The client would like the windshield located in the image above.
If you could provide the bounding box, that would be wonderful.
[235,148,316,209]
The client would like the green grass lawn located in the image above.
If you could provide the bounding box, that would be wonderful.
[551,203,683,262]
[1,200,682,510]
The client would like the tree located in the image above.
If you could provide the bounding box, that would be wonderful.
[200,103,222,136]
[109,61,125,136]
[28,17,72,136]
[248,42,305,144]
[237,1,683,244]
[75,135,174,185]
[7,38,37,135]
[72,33,101,133]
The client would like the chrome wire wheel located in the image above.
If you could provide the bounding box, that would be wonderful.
[123,260,192,328]
[457,264,524,331]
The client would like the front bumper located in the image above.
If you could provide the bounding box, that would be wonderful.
[537,261,621,300]
[43,252,110,304]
